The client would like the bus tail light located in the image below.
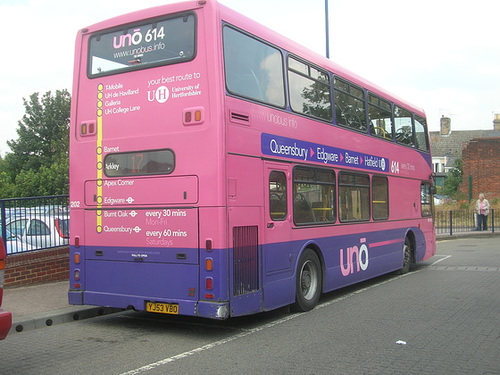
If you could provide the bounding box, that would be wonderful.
[183,107,204,126]
[206,258,213,271]
[205,239,212,251]
[74,252,80,264]
[80,121,96,136]
[74,270,80,281]
[205,277,213,290]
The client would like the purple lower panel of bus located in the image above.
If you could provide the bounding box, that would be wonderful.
[74,258,201,316]
[69,244,233,319]
[261,227,427,312]
[69,226,430,319]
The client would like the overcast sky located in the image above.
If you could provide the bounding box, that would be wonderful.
[1,0,499,156]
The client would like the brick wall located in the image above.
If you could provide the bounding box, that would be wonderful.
[461,138,500,200]
[4,247,69,288]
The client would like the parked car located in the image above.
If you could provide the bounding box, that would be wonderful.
[5,215,69,251]
[0,228,34,254]
[0,238,12,340]
[2,205,69,220]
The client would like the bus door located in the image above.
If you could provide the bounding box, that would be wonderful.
[263,163,293,310]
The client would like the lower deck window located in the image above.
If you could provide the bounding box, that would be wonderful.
[293,167,335,225]
[339,172,370,222]
[372,176,389,220]
[421,182,433,217]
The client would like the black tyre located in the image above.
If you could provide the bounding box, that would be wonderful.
[292,249,321,312]
[397,237,412,275]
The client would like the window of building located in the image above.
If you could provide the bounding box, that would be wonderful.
[293,167,336,225]
[288,56,332,121]
[339,172,370,222]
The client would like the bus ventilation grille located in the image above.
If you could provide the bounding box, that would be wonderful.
[229,111,250,125]
[233,226,259,296]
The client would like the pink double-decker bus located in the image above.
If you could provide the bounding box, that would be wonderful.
[69,0,436,319]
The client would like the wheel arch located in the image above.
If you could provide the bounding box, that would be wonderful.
[404,229,417,264]
[296,241,326,292]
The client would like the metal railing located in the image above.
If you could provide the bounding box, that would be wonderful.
[0,195,69,254]
[435,209,496,236]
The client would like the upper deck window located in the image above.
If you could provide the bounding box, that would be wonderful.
[88,13,196,77]
[333,77,367,132]
[288,56,332,121]
[368,93,393,140]
[414,115,430,152]
[394,105,414,147]
[223,26,285,108]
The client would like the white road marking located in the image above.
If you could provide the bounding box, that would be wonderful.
[430,255,452,265]
[120,269,425,374]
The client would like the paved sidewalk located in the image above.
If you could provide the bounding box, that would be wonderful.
[3,281,70,318]
[436,230,499,241]
[2,281,119,334]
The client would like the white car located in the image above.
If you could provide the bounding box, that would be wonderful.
[5,215,69,251]
[2,228,34,254]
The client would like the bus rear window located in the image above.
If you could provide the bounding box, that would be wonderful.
[104,149,175,177]
[89,13,196,77]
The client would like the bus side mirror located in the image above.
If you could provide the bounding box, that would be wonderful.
[430,186,437,195]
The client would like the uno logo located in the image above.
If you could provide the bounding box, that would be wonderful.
[340,243,369,277]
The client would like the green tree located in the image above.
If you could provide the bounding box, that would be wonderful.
[2,90,70,198]
[443,157,463,198]
[0,171,15,198]
[6,90,70,174]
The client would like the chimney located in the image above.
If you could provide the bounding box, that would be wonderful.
[440,115,451,136]
[494,113,500,131]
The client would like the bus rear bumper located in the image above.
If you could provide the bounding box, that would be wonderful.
[197,301,229,320]
[69,290,229,320]
[69,290,84,305]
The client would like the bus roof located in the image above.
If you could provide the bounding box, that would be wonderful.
[80,0,425,118]
[217,1,426,117]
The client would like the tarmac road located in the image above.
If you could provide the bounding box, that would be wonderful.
[0,235,499,374]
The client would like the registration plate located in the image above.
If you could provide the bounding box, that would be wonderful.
[146,302,179,315]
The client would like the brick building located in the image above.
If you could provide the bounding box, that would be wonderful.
[430,115,500,200]
[461,137,500,200]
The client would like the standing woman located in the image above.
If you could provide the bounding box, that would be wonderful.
[475,193,490,231]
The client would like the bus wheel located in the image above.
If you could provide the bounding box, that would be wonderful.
[292,249,321,312]
[397,237,412,275]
